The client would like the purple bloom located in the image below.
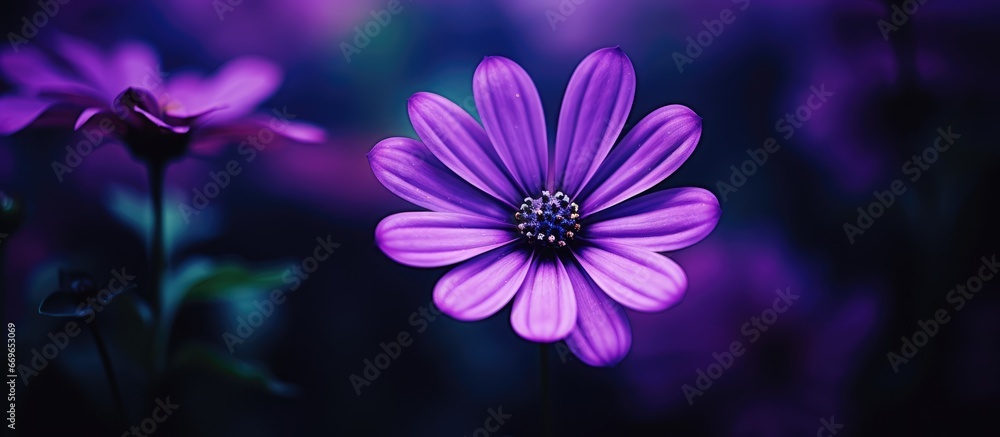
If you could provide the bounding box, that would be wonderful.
[368,47,720,366]
[0,34,323,161]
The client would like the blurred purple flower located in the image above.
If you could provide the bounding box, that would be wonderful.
[0,34,324,162]
[369,47,720,366]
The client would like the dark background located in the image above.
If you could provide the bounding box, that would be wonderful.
[1,0,998,435]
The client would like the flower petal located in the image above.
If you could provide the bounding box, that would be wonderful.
[553,47,635,198]
[164,57,282,121]
[573,242,687,312]
[408,92,521,206]
[0,47,92,95]
[0,96,54,135]
[110,41,163,94]
[474,56,548,195]
[375,212,516,268]
[188,116,326,155]
[433,244,533,321]
[73,107,104,130]
[510,255,576,342]
[586,187,721,252]
[368,137,510,220]
[51,34,110,92]
[563,259,632,366]
[578,105,702,216]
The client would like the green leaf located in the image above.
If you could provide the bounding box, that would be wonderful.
[171,342,298,396]
[104,184,220,259]
[182,261,287,302]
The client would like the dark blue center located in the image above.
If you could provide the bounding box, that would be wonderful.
[515,191,581,248]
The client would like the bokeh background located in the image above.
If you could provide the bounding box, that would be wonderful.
[1,0,998,435]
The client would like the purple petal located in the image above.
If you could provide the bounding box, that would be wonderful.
[275,119,325,143]
[553,47,635,198]
[578,105,702,216]
[52,34,122,98]
[51,36,160,99]
[510,255,576,342]
[189,116,325,155]
[408,92,521,206]
[73,107,104,130]
[564,259,632,366]
[0,96,54,135]
[134,106,190,134]
[375,212,517,268]
[474,56,548,195]
[586,187,721,252]
[368,137,510,220]
[0,47,91,95]
[109,41,162,94]
[433,244,533,321]
[572,242,687,312]
[164,57,282,121]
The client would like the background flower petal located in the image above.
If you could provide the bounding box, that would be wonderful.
[578,104,702,216]
[368,137,510,220]
[474,56,548,196]
[0,96,55,135]
[0,47,92,95]
[586,187,721,252]
[510,255,576,342]
[553,47,635,198]
[433,244,533,321]
[164,57,283,121]
[375,212,516,268]
[408,92,521,206]
[573,241,687,312]
[564,259,631,367]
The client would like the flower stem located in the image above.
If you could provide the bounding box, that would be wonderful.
[146,160,168,376]
[89,321,127,427]
[147,160,165,323]
[540,343,552,437]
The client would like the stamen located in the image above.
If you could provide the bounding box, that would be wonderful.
[514,191,582,249]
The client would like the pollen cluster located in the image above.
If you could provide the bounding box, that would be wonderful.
[515,191,581,248]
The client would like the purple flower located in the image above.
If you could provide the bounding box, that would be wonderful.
[0,34,323,162]
[368,47,721,366]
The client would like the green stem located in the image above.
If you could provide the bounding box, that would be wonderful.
[147,160,165,322]
[540,343,552,437]
[147,160,166,375]
[89,321,127,428]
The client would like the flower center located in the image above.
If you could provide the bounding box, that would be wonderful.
[515,191,581,248]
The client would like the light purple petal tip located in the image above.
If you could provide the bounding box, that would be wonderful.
[368,137,509,220]
[474,56,548,196]
[578,105,702,216]
[278,119,326,143]
[0,96,54,135]
[408,92,521,207]
[564,259,632,367]
[375,212,516,268]
[553,47,635,198]
[433,244,533,321]
[586,187,721,252]
[573,242,687,312]
[510,256,577,342]
[73,107,104,130]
